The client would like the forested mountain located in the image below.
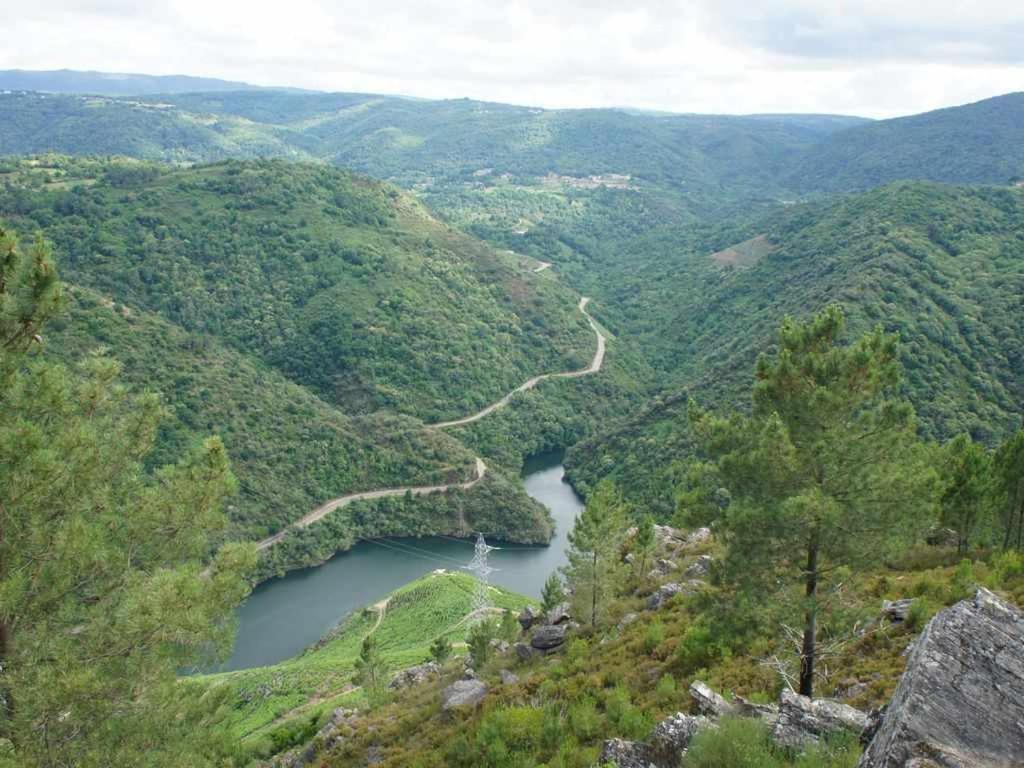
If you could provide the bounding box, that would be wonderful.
[789,92,1024,191]
[567,182,1024,515]
[0,156,610,552]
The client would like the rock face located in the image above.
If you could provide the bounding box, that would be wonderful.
[531,624,568,651]
[773,689,869,748]
[858,588,1024,768]
[388,661,439,690]
[441,679,488,710]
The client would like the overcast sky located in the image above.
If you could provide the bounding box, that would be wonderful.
[3,0,1023,117]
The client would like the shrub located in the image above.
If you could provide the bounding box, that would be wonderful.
[904,598,938,632]
[644,619,666,655]
[683,717,783,768]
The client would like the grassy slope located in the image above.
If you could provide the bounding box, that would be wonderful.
[197,570,533,744]
[567,183,1024,515]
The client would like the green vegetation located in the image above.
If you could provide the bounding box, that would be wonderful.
[686,307,936,696]
[568,183,1024,517]
[0,230,255,766]
[198,570,533,757]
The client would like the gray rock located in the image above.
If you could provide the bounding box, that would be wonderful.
[531,624,568,651]
[598,738,656,768]
[388,661,439,690]
[462,667,476,679]
[441,679,488,710]
[647,581,703,610]
[617,612,640,630]
[489,638,510,653]
[881,598,915,623]
[772,689,869,749]
[650,713,713,759]
[683,555,714,579]
[925,527,959,547]
[500,669,519,685]
[858,588,1024,768]
[734,694,780,724]
[653,524,686,547]
[517,605,538,631]
[624,552,636,565]
[545,602,571,625]
[653,558,677,576]
[689,680,736,718]
[514,642,535,662]
[683,527,712,549]
[647,583,683,610]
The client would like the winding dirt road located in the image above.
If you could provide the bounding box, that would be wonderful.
[428,297,606,429]
[254,296,605,551]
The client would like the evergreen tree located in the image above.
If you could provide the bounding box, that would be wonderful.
[634,514,656,577]
[0,229,256,767]
[467,620,495,669]
[498,609,519,642]
[430,635,453,665]
[940,434,993,553]
[688,306,935,697]
[993,430,1024,551]
[540,573,567,613]
[565,480,628,628]
[354,635,388,694]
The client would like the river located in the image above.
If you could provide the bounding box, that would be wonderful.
[218,448,582,671]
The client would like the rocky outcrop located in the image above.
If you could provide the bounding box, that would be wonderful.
[545,602,571,626]
[682,527,712,549]
[689,680,735,718]
[518,605,538,631]
[772,689,869,748]
[598,712,712,768]
[598,738,655,768]
[858,588,1024,768]
[441,679,488,710]
[531,624,568,651]
[283,707,357,767]
[647,580,703,610]
[683,555,713,579]
[388,661,439,690]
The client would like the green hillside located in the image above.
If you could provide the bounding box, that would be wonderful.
[195,570,533,753]
[567,182,1024,515]
[789,92,1024,192]
[0,156,594,422]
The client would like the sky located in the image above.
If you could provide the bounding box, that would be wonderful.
[2,0,1023,117]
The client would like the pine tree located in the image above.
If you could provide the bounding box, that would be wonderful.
[565,480,628,628]
[467,620,495,669]
[688,306,935,697]
[355,635,388,693]
[940,434,993,553]
[993,430,1024,551]
[0,229,256,766]
[499,609,519,642]
[634,514,656,577]
[540,573,567,613]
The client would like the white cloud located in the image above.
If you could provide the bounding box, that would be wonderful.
[1,0,1021,117]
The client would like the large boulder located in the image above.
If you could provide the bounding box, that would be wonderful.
[881,598,915,624]
[598,712,712,768]
[517,605,538,631]
[684,555,714,580]
[772,689,870,749]
[514,642,536,661]
[388,661,439,690]
[441,679,488,710]
[545,602,571,626]
[858,588,1024,767]
[531,624,568,651]
[647,581,703,610]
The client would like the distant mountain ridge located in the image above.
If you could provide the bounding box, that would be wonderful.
[0,68,309,95]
